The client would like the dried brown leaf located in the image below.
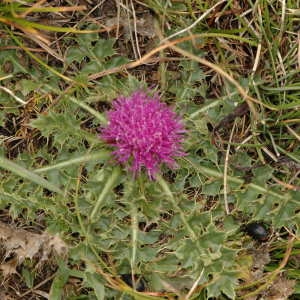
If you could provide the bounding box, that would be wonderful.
[0,257,18,277]
[0,291,16,300]
[106,14,156,38]
[251,247,271,270]
[40,232,68,261]
[264,275,295,300]
[0,221,68,273]
[0,221,45,264]
[46,233,68,256]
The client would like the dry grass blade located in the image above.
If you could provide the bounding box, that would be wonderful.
[19,4,87,18]
[0,85,27,105]
[160,0,227,44]
[224,121,236,215]
[18,0,47,18]
[25,33,64,61]
[168,44,260,118]
[88,33,257,80]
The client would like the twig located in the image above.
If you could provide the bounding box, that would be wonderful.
[272,176,300,191]
[19,273,56,298]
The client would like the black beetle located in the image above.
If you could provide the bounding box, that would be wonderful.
[121,274,146,292]
[244,222,269,241]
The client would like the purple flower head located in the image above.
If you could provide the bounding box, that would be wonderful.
[100,90,186,179]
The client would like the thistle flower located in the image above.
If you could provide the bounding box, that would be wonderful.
[100,90,185,178]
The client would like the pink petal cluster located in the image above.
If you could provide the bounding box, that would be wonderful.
[100,91,185,178]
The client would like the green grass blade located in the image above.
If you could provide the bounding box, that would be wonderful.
[69,97,107,124]
[34,151,110,173]
[0,156,64,195]
[184,158,286,200]
[3,16,97,34]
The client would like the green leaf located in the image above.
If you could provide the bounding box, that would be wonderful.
[138,231,160,244]
[252,165,273,185]
[0,49,29,74]
[18,79,41,96]
[198,224,226,252]
[151,255,180,273]
[81,61,104,75]
[21,267,34,288]
[206,270,237,299]
[77,25,99,45]
[232,152,252,169]
[202,179,223,196]
[173,222,235,289]
[93,39,115,59]
[66,46,86,64]
[69,243,98,263]
[30,111,83,146]
[271,193,299,227]
[49,266,70,300]
[85,272,105,300]
[105,56,129,68]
